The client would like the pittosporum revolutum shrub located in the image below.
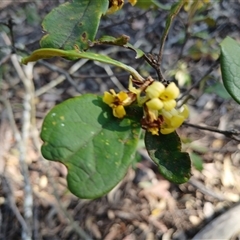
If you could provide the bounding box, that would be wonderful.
[21,0,240,199]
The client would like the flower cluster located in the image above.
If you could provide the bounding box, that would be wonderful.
[103,77,189,135]
[107,0,137,14]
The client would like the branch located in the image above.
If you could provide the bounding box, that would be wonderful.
[178,59,220,101]
[183,122,240,141]
[157,0,186,65]
[2,31,34,240]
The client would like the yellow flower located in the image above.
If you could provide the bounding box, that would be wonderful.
[107,0,137,14]
[160,105,189,134]
[145,82,179,111]
[103,89,133,118]
[145,81,165,99]
[107,0,124,14]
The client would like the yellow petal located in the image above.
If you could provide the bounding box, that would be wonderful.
[118,91,128,102]
[145,81,165,99]
[146,98,164,110]
[163,99,176,111]
[103,92,114,105]
[160,127,175,135]
[170,115,184,128]
[148,109,158,122]
[180,104,189,119]
[107,0,124,14]
[160,82,180,101]
[148,127,159,135]
[128,0,137,6]
[161,109,172,120]
[113,105,126,118]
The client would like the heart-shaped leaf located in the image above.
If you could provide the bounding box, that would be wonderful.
[220,36,240,104]
[40,0,108,50]
[41,94,142,199]
[145,131,191,183]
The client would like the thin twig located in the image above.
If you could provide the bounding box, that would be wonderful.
[178,59,220,102]
[157,1,185,65]
[2,175,30,235]
[94,61,125,90]
[189,178,227,201]
[35,58,89,97]
[183,122,240,141]
[38,60,82,93]
[3,31,34,240]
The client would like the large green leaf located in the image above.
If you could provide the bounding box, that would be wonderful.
[41,94,142,199]
[145,131,191,183]
[220,37,240,104]
[40,0,108,50]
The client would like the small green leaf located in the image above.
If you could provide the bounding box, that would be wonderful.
[190,153,203,172]
[205,82,231,100]
[41,94,142,199]
[135,0,171,10]
[40,0,108,50]
[145,131,191,183]
[96,35,144,59]
[97,35,130,46]
[220,36,240,104]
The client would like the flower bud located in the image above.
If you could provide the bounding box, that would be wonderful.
[160,82,180,100]
[163,99,176,111]
[145,82,165,99]
[146,98,164,110]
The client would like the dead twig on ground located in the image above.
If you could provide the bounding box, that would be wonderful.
[2,31,34,240]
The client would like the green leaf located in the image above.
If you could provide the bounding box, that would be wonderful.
[145,131,191,183]
[41,94,142,199]
[96,35,144,59]
[97,35,130,46]
[205,82,231,100]
[21,48,145,81]
[220,36,240,104]
[40,0,108,50]
[135,0,171,10]
[190,153,203,172]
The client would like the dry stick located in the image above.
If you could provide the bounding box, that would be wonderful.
[188,178,227,201]
[178,59,220,102]
[2,175,30,235]
[11,54,34,240]
[157,1,186,80]
[35,58,89,97]
[94,61,125,90]
[0,97,31,235]
[38,59,82,93]
[183,122,240,141]
[2,31,33,240]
